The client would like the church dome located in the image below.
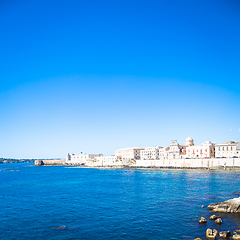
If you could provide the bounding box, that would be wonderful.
[185,137,194,146]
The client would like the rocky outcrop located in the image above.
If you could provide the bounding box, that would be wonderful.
[219,231,231,238]
[233,232,240,240]
[215,218,222,224]
[209,215,217,220]
[199,217,207,224]
[206,229,218,239]
[208,197,240,213]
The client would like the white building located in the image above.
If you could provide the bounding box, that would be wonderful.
[115,147,144,160]
[140,147,160,160]
[95,155,117,165]
[168,140,181,159]
[166,137,196,159]
[186,141,215,159]
[215,141,240,158]
[66,152,103,165]
[159,147,170,159]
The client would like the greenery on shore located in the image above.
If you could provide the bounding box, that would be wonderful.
[0,158,60,164]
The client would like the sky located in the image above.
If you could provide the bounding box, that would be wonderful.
[0,0,240,158]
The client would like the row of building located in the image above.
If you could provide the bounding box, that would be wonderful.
[66,137,240,165]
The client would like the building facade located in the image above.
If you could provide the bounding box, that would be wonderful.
[215,141,240,158]
[186,141,215,159]
[115,147,144,160]
[158,147,170,159]
[168,140,181,159]
[66,152,103,164]
[95,155,117,165]
[140,147,160,160]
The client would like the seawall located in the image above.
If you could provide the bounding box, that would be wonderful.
[35,158,240,168]
[134,158,240,168]
[35,159,66,166]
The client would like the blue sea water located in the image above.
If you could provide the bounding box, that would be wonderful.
[1,163,240,239]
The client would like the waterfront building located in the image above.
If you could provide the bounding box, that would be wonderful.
[115,147,144,160]
[186,141,215,159]
[168,140,181,159]
[95,155,117,165]
[140,147,160,160]
[158,147,170,159]
[89,153,103,159]
[167,137,195,159]
[66,152,103,164]
[215,141,240,158]
[178,137,195,158]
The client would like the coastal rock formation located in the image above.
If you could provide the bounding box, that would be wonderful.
[206,229,218,239]
[208,197,240,213]
[219,231,231,238]
[199,217,207,224]
[233,232,240,240]
[215,218,222,225]
[209,215,217,220]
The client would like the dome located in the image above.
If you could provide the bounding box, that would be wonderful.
[185,137,194,146]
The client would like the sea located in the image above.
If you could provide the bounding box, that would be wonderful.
[1,163,240,240]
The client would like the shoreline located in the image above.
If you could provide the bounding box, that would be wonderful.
[37,164,240,171]
[35,158,240,171]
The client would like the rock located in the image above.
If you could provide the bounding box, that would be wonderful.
[208,197,240,213]
[209,215,218,220]
[233,191,240,196]
[233,233,240,240]
[199,217,207,224]
[56,225,67,230]
[215,218,222,224]
[219,231,231,238]
[206,228,218,239]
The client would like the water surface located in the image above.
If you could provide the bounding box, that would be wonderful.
[1,163,240,239]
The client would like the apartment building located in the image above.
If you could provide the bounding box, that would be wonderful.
[66,152,103,164]
[95,155,117,165]
[159,147,170,159]
[115,147,144,160]
[140,147,160,160]
[186,141,215,159]
[215,141,240,158]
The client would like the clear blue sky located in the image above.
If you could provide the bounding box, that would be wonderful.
[0,0,240,158]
